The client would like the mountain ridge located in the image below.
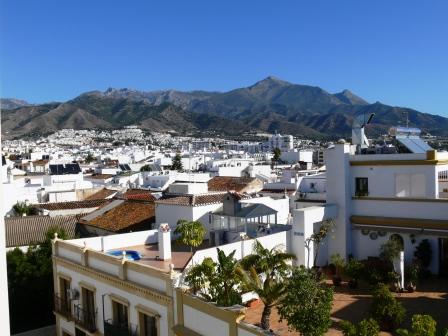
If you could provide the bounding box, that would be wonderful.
[2,77,448,139]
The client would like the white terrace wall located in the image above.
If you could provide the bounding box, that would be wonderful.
[69,229,159,251]
[189,230,290,266]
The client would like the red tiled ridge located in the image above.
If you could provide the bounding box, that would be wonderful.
[34,199,110,211]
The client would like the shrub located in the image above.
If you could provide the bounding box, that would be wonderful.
[345,259,364,280]
[396,314,437,336]
[370,284,406,331]
[340,318,380,336]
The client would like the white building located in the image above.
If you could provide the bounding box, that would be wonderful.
[293,144,448,274]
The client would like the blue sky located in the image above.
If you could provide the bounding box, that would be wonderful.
[1,0,447,116]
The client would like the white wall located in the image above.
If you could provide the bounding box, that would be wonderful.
[351,165,437,198]
[55,264,170,335]
[183,306,229,336]
[352,230,439,274]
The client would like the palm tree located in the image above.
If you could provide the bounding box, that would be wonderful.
[210,249,242,306]
[237,240,296,330]
[174,219,206,253]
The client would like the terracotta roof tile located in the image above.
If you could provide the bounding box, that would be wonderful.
[156,191,249,207]
[81,201,155,232]
[120,189,156,202]
[34,199,110,211]
[207,176,261,192]
[85,188,117,200]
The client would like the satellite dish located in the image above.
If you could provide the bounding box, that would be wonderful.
[352,113,375,152]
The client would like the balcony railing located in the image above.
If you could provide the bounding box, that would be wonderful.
[72,303,97,333]
[104,319,139,336]
[54,294,71,319]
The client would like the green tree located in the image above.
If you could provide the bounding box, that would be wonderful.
[237,240,296,330]
[13,201,36,216]
[85,153,96,164]
[174,219,206,253]
[140,164,152,172]
[396,314,437,336]
[369,284,406,331]
[185,257,215,295]
[186,249,242,306]
[340,318,380,336]
[7,227,67,333]
[171,153,183,171]
[278,266,334,336]
[272,147,281,168]
[209,249,242,306]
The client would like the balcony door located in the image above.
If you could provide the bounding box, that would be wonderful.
[112,300,129,329]
[139,312,158,336]
[59,277,71,314]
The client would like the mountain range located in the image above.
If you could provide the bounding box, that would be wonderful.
[2,76,448,139]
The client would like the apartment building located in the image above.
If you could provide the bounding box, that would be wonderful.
[293,143,448,274]
[52,227,284,336]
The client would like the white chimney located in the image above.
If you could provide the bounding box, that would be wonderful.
[158,223,172,260]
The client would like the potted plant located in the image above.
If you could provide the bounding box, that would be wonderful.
[344,259,364,289]
[330,254,345,286]
[387,271,401,293]
[405,263,419,293]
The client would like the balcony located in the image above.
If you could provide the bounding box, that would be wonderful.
[54,294,71,319]
[104,320,139,336]
[72,303,97,333]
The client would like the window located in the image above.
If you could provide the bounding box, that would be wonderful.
[59,277,71,314]
[395,174,426,197]
[112,300,129,329]
[82,287,95,316]
[355,177,369,196]
[139,312,158,336]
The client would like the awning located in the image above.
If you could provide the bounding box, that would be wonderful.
[351,215,448,236]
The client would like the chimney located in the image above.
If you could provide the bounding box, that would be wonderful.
[158,223,172,260]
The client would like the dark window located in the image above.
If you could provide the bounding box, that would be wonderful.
[59,277,71,313]
[140,312,157,336]
[82,287,95,318]
[112,301,128,329]
[355,177,369,196]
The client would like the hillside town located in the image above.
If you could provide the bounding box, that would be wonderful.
[2,122,448,336]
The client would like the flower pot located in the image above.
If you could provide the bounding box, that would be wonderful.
[406,283,416,293]
[332,275,342,286]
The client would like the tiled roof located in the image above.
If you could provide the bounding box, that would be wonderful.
[120,189,156,201]
[5,215,78,247]
[34,199,110,211]
[80,201,155,232]
[208,176,260,192]
[156,192,229,207]
[85,188,117,200]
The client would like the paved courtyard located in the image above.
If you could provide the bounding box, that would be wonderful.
[243,277,448,335]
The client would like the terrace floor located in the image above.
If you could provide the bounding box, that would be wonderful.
[112,240,211,272]
[243,277,448,335]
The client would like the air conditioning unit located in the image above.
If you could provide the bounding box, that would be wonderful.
[67,288,79,301]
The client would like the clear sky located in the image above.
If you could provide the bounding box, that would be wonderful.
[1,0,447,116]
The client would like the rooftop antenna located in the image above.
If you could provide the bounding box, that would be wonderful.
[352,113,375,154]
